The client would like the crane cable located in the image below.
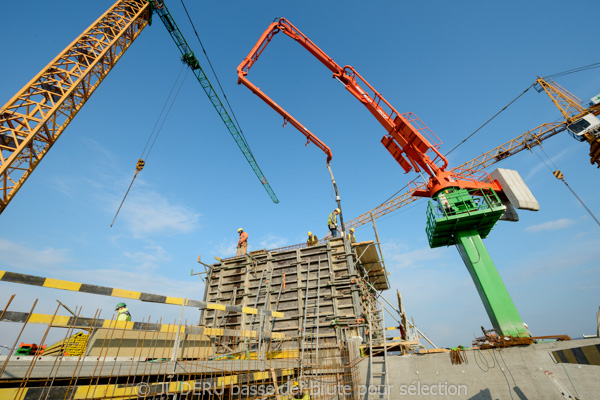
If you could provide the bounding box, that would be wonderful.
[532,147,600,228]
[110,65,189,227]
[544,61,600,79]
[445,84,534,157]
[445,61,600,158]
[177,0,255,155]
[140,63,188,161]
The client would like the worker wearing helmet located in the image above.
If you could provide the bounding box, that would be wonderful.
[523,322,533,337]
[327,208,341,238]
[236,228,249,257]
[307,231,318,246]
[115,302,131,321]
[346,228,356,244]
[291,381,310,400]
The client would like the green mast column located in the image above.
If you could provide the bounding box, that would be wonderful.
[426,188,528,337]
[455,229,527,337]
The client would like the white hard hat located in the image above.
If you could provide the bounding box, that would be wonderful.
[335,208,340,213]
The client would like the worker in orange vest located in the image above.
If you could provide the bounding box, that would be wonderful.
[236,228,248,257]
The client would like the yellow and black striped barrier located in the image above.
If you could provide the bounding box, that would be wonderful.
[1,311,285,340]
[551,344,600,366]
[0,270,284,318]
[0,368,295,399]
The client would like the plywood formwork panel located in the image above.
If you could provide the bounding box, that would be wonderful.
[353,241,390,290]
[203,237,386,347]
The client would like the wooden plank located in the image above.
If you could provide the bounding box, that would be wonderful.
[418,348,451,354]
[352,242,389,290]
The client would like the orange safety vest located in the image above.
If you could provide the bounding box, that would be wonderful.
[238,231,248,246]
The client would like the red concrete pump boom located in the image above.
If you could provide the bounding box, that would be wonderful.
[237,18,501,197]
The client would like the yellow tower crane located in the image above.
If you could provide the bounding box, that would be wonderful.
[0,0,278,216]
[0,2,150,215]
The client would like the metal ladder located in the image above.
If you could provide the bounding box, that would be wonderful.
[248,258,274,329]
[299,259,323,364]
[247,260,273,357]
[368,305,390,400]
[216,288,237,329]
[299,260,312,375]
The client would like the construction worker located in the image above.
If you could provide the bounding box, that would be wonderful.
[346,228,356,244]
[523,322,533,337]
[115,303,131,321]
[236,228,248,257]
[327,208,340,238]
[523,322,537,343]
[291,381,310,400]
[307,231,318,246]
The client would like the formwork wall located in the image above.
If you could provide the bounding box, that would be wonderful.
[202,237,383,345]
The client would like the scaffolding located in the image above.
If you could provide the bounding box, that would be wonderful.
[203,237,388,347]
[0,309,360,399]
[0,235,424,399]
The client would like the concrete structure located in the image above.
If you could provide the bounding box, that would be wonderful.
[203,237,389,346]
[3,238,598,400]
[359,338,600,399]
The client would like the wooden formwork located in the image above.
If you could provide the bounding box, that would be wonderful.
[203,237,387,346]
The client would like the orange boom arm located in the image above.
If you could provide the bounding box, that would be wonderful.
[238,18,500,197]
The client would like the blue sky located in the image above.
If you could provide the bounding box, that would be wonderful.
[1,0,599,349]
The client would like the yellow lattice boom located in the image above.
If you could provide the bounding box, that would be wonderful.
[0,0,150,214]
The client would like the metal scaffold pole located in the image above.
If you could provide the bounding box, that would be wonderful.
[327,163,345,233]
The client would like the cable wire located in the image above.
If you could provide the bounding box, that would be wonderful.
[371,199,423,225]
[532,148,600,228]
[492,349,515,400]
[380,183,410,205]
[145,71,189,162]
[544,61,600,79]
[111,68,189,227]
[177,0,254,153]
[445,84,534,157]
[444,60,600,157]
[139,63,187,159]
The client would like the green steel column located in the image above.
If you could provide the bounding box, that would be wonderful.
[455,229,527,337]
